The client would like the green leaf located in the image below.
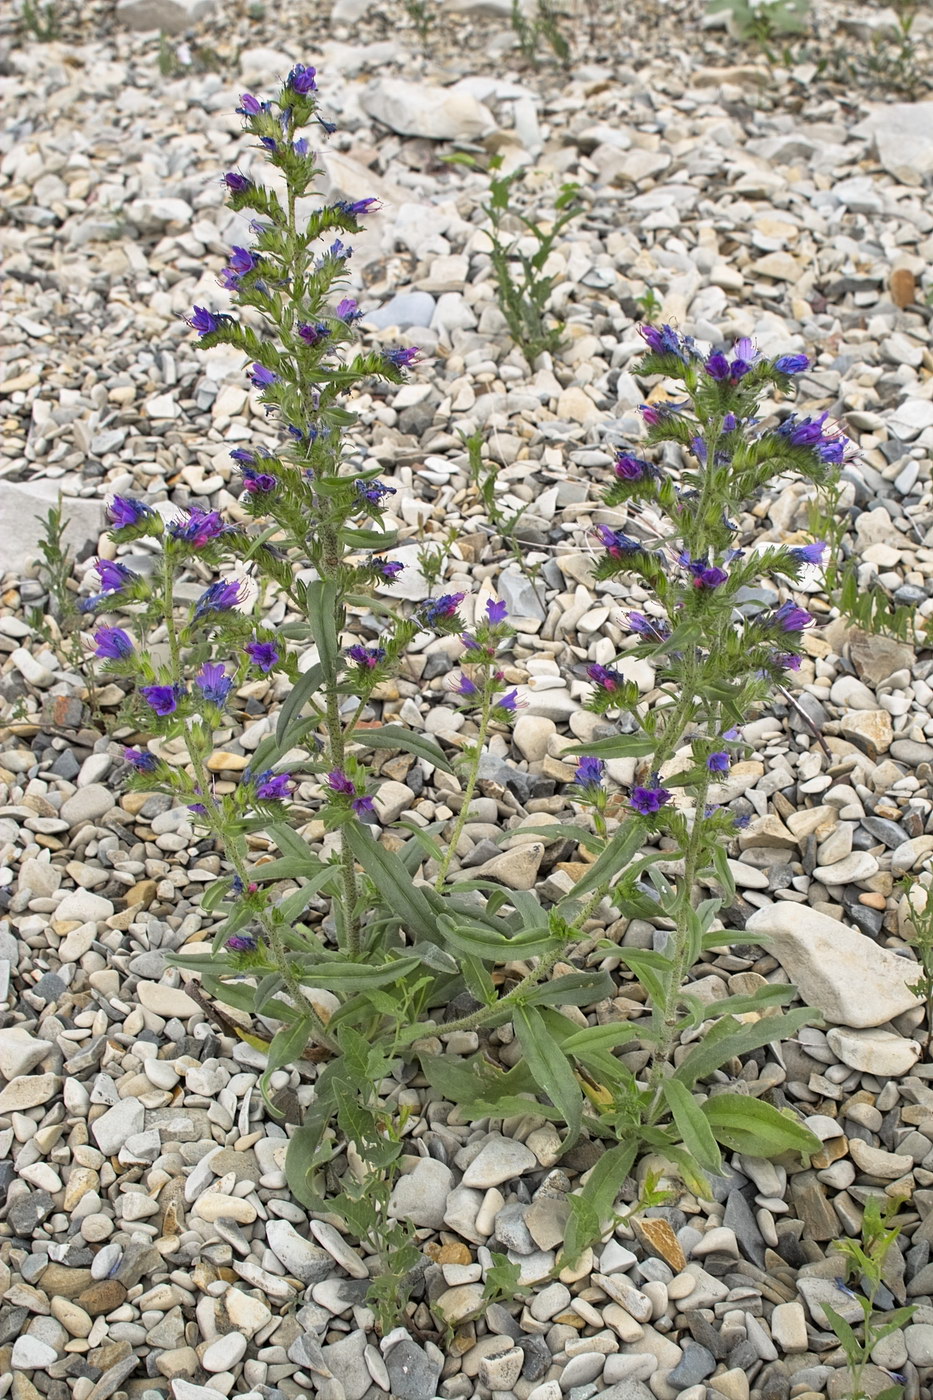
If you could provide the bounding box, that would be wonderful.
[344,824,437,941]
[560,819,647,902]
[437,915,557,964]
[275,662,325,746]
[261,1016,315,1098]
[352,724,454,774]
[515,1005,583,1148]
[674,1007,817,1088]
[290,956,421,993]
[496,822,606,850]
[702,1093,822,1160]
[285,1115,332,1209]
[558,1140,637,1269]
[821,1302,860,1358]
[620,948,672,1007]
[563,735,656,760]
[520,969,616,1008]
[560,1022,640,1056]
[200,876,234,913]
[708,843,736,901]
[661,1079,723,1176]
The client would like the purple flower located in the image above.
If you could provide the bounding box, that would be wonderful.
[227,934,257,952]
[93,626,133,660]
[722,412,737,432]
[614,454,654,482]
[317,115,337,136]
[352,794,374,814]
[707,752,730,772]
[497,689,520,714]
[421,593,465,626]
[734,814,751,829]
[776,412,850,464]
[298,321,330,345]
[194,579,243,619]
[575,756,606,792]
[486,599,509,624]
[587,663,625,693]
[320,238,351,264]
[327,769,355,796]
[452,674,480,698]
[124,746,158,772]
[246,639,279,673]
[241,466,277,494]
[249,363,278,388]
[96,559,138,593]
[230,448,255,464]
[372,556,404,580]
[287,63,317,93]
[108,496,152,528]
[196,662,233,707]
[692,564,729,590]
[384,346,420,370]
[639,399,688,426]
[772,651,803,672]
[335,297,363,322]
[255,771,295,801]
[355,479,396,506]
[223,171,251,193]
[691,436,707,464]
[229,246,256,276]
[774,354,809,374]
[169,508,227,548]
[773,600,814,633]
[237,93,263,116]
[141,685,180,717]
[335,197,380,218]
[346,645,385,669]
[705,352,731,381]
[627,612,670,641]
[631,782,671,816]
[639,323,687,360]
[596,525,642,559]
[187,306,221,337]
[791,540,826,565]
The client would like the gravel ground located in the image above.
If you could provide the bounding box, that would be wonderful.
[2,2,933,1400]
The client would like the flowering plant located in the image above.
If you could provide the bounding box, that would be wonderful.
[82,68,833,1302]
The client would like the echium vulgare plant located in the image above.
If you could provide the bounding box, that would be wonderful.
[84,70,836,1300]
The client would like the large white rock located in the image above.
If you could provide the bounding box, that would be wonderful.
[745,904,922,1028]
[853,102,933,185]
[0,480,103,576]
[360,79,495,142]
[116,0,215,32]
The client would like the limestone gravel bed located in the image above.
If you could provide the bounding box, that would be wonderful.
[3,1,933,1399]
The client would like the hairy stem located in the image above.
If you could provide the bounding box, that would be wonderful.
[434,688,493,890]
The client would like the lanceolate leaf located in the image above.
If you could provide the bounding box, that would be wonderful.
[563,735,657,761]
[660,1078,723,1176]
[674,1007,817,1089]
[702,1093,822,1160]
[351,724,454,773]
[344,824,437,941]
[560,819,647,902]
[515,1004,583,1148]
[274,662,325,745]
[558,1140,637,1269]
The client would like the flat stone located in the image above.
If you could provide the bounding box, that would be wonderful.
[366,291,436,330]
[904,1324,933,1366]
[0,1028,53,1080]
[136,982,201,1018]
[12,1336,58,1369]
[388,1157,454,1230]
[847,1139,913,1179]
[839,710,893,759]
[433,1283,484,1324]
[469,843,544,891]
[853,100,933,184]
[360,78,494,140]
[812,851,880,885]
[116,0,215,30]
[385,1337,443,1399]
[201,1332,247,1373]
[91,1098,145,1156]
[0,480,103,576]
[797,1277,865,1328]
[59,785,116,827]
[826,1026,921,1076]
[461,1134,538,1188]
[745,904,922,1027]
[56,889,114,924]
[770,1300,808,1352]
[265,1220,332,1283]
[0,1073,61,1112]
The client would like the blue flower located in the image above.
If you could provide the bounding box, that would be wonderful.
[335,297,363,322]
[93,627,133,660]
[108,497,152,528]
[355,479,396,505]
[194,580,244,619]
[255,771,295,800]
[575,756,606,792]
[774,353,809,374]
[486,599,508,624]
[420,593,465,626]
[223,171,251,193]
[246,639,279,673]
[187,306,224,337]
[195,662,233,707]
[707,752,730,772]
[335,197,380,218]
[287,63,317,94]
[791,540,826,565]
[383,346,419,370]
[237,93,263,116]
[141,684,181,717]
[596,525,642,559]
[124,746,158,772]
[631,781,671,816]
[96,559,138,593]
[249,364,278,388]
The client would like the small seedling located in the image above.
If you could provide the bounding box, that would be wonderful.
[636,288,663,321]
[808,478,918,642]
[902,869,933,1046]
[510,0,571,67]
[823,1198,915,1400]
[401,0,435,41]
[19,0,61,41]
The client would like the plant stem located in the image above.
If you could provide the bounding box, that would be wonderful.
[434,688,493,890]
